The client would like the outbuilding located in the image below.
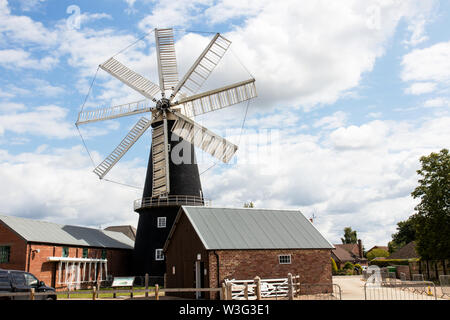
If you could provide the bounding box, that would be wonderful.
[0,214,134,290]
[163,206,334,299]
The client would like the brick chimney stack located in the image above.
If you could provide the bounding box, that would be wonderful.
[358,239,363,258]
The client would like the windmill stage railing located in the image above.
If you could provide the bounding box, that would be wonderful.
[134,195,210,210]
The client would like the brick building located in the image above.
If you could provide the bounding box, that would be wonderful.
[0,214,134,290]
[332,241,368,268]
[164,206,334,299]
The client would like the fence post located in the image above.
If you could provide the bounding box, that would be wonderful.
[221,283,227,300]
[288,273,294,300]
[30,288,35,300]
[226,282,233,301]
[130,285,133,299]
[155,284,159,300]
[244,282,249,300]
[145,273,149,298]
[254,276,261,300]
[92,286,96,301]
[96,281,100,299]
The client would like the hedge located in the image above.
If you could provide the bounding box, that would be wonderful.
[369,259,412,267]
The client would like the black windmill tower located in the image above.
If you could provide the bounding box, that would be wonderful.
[76,28,257,281]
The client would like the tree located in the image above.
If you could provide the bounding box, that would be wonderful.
[244,201,255,208]
[411,149,450,260]
[388,216,417,253]
[366,248,389,261]
[331,258,338,275]
[341,227,358,244]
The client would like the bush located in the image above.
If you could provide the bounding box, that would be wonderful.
[343,262,354,270]
[331,258,338,275]
[354,264,362,274]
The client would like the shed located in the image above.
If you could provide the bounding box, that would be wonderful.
[163,206,334,299]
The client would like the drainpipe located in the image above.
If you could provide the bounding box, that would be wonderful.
[213,251,220,288]
[27,243,32,272]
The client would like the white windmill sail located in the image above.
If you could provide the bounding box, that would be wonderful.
[155,28,179,92]
[173,79,256,117]
[171,111,238,163]
[170,33,231,100]
[99,57,161,101]
[76,99,152,125]
[93,117,152,179]
[151,118,170,196]
[79,29,257,196]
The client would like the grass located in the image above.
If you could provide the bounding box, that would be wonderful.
[57,286,161,299]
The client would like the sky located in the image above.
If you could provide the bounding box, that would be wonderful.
[0,0,449,249]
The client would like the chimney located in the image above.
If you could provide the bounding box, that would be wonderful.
[358,239,363,258]
[309,218,313,223]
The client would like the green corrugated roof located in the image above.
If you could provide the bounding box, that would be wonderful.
[0,214,134,249]
[175,206,334,250]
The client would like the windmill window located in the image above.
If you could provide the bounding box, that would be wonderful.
[157,217,166,228]
[155,249,164,261]
[0,246,10,263]
[278,255,291,264]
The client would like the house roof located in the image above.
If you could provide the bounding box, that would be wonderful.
[388,241,419,259]
[331,246,354,262]
[336,243,360,256]
[104,225,137,241]
[165,206,334,251]
[0,214,134,250]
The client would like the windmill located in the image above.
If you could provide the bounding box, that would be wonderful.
[76,28,257,278]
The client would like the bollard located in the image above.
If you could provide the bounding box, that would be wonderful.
[155,284,159,300]
[30,288,35,300]
[92,286,96,300]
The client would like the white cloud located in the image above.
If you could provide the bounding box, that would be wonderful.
[0,0,57,47]
[201,116,450,247]
[405,82,437,95]
[0,105,75,139]
[402,41,450,83]
[424,97,450,108]
[0,101,26,113]
[0,49,58,70]
[329,120,390,150]
[218,0,438,110]
[313,111,347,130]
[0,146,143,227]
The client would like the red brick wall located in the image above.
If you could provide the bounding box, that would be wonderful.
[208,249,332,287]
[0,222,27,270]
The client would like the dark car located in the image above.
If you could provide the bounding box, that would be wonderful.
[0,269,57,300]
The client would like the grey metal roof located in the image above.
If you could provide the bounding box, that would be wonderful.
[0,214,134,249]
[176,206,334,250]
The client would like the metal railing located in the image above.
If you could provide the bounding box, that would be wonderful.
[134,195,210,210]
[364,280,438,300]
